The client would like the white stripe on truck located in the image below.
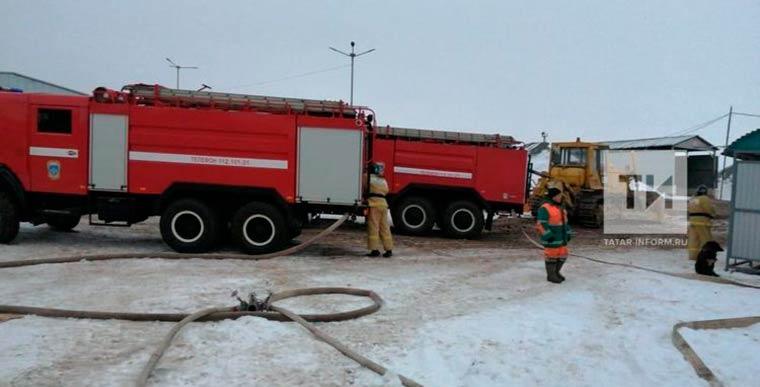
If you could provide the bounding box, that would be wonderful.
[394,166,472,179]
[129,151,288,170]
[29,147,79,158]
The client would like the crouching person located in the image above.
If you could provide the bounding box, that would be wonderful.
[536,187,572,283]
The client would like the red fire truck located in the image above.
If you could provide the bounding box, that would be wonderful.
[373,127,529,238]
[0,84,373,253]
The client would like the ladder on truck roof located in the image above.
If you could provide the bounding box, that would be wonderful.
[119,84,363,117]
[376,126,519,148]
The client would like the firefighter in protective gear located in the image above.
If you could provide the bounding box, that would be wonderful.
[536,187,573,283]
[366,162,394,258]
[687,185,716,261]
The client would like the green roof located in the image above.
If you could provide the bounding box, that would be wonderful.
[724,129,760,159]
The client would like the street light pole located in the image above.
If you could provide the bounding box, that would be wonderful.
[329,41,375,105]
[166,58,198,89]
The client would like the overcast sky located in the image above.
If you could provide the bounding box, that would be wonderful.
[1,1,759,145]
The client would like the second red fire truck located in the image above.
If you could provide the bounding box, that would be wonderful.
[375,126,528,238]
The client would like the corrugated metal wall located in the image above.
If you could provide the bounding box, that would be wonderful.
[728,161,760,262]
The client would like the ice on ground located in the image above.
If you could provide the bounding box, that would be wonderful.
[1,221,759,386]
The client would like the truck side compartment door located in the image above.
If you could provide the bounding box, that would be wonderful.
[27,104,88,195]
[297,127,363,205]
[88,114,128,192]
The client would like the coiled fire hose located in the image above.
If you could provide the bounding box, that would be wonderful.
[522,230,760,386]
[0,214,423,387]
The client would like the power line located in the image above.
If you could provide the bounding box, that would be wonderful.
[226,64,350,91]
[733,112,760,119]
[668,113,730,136]
[668,110,760,137]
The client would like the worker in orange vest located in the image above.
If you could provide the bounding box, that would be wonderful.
[366,162,393,258]
[536,187,573,283]
[687,185,716,260]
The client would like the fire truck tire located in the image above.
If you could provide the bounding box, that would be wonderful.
[160,199,220,253]
[46,214,81,232]
[392,196,435,235]
[441,200,484,239]
[231,202,287,254]
[0,192,20,244]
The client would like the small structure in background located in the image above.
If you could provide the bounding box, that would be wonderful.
[723,128,760,273]
[525,141,551,185]
[525,141,550,155]
[0,71,85,96]
[600,135,718,196]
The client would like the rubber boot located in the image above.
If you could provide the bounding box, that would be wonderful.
[366,250,380,257]
[556,258,566,282]
[545,261,562,284]
[383,250,393,258]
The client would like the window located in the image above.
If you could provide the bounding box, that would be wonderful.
[37,108,72,134]
[561,147,587,166]
[551,147,562,165]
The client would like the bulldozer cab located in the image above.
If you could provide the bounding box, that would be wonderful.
[548,139,605,191]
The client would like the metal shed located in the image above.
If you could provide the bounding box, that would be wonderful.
[600,135,718,194]
[724,129,760,273]
[724,129,760,160]
[0,71,85,95]
[602,135,716,151]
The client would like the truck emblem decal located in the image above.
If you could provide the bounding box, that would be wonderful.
[47,160,61,180]
[129,151,288,170]
[393,166,472,180]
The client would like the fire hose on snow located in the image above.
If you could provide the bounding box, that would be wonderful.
[522,229,760,387]
[0,214,423,387]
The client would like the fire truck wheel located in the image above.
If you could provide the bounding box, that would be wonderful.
[46,214,81,232]
[160,199,220,253]
[0,192,20,244]
[441,200,484,239]
[392,196,435,235]
[231,202,287,254]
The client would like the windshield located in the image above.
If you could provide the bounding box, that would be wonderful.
[557,147,587,166]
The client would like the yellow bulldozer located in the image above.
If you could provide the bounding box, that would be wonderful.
[528,139,607,228]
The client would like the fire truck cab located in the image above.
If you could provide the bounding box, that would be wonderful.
[0,85,372,254]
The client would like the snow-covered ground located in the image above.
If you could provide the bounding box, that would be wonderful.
[0,221,759,386]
